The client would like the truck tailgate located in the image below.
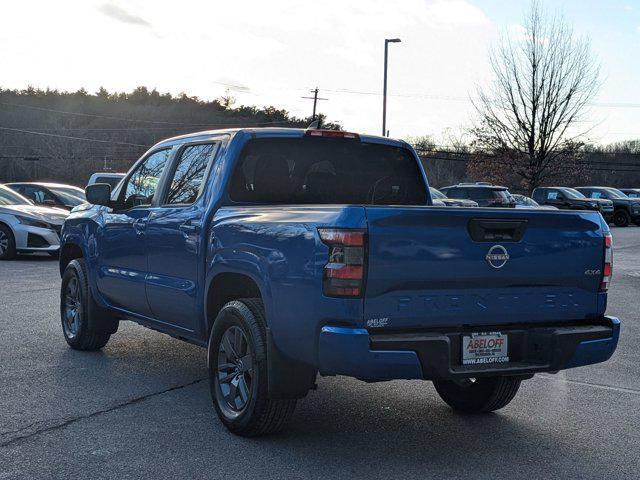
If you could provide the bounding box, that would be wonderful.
[363,207,606,329]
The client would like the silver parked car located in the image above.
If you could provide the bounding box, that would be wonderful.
[0,185,69,260]
[87,172,125,189]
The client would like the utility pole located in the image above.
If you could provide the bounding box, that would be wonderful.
[301,88,328,120]
[382,38,401,136]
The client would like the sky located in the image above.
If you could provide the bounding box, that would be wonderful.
[0,0,638,144]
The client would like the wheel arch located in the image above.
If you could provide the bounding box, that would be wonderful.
[205,272,264,336]
[59,242,84,276]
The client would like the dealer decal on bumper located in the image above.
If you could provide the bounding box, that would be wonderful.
[462,332,509,365]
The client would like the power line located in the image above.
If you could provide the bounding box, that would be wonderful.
[320,88,640,109]
[0,126,150,147]
[0,101,302,126]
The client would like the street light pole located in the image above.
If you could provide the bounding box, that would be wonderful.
[382,38,401,137]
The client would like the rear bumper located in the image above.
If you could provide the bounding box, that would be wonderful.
[318,317,620,381]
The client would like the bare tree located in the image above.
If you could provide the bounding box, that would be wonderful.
[470,1,600,193]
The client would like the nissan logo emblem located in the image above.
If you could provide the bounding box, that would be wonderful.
[486,245,509,269]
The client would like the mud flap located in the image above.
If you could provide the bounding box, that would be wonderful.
[88,300,119,335]
[266,328,316,399]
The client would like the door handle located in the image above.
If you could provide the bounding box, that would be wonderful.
[179,220,201,235]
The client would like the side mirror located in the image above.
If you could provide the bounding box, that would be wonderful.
[85,183,112,207]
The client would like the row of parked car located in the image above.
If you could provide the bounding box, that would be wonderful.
[432,182,640,227]
[1,174,639,261]
[0,173,125,260]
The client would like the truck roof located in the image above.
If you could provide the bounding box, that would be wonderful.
[153,127,409,150]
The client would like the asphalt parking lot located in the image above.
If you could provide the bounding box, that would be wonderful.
[0,227,638,480]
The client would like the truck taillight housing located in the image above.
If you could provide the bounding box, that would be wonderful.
[318,228,366,297]
[600,233,613,292]
[305,129,360,139]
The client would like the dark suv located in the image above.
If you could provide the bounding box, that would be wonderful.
[439,183,516,208]
[532,187,613,221]
[620,188,640,199]
[575,187,640,227]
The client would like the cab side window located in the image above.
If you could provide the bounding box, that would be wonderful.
[165,143,217,205]
[547,190,559,200]
[21,186,56,205]
[448,188,466,199]
[122,149,171,209]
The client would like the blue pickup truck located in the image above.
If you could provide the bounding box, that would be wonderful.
[59,128,620,436]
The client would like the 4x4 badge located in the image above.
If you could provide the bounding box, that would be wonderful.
[486,245,509,269]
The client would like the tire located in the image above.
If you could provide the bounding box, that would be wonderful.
[613,210,630,227]
[433,376,521,413]
[60,258,113,350]
[208,298,296,437]
[0,224,17,260]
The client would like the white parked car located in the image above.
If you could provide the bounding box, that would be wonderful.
[0,185,69,260]
[87,172,125,189]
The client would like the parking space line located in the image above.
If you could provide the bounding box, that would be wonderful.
[538,374,640,396]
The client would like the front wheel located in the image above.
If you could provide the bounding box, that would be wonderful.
[613,210,630,227]
[0,224,17,260]
[60,259,113,350]
[208,298,296,436]
[433,376,521,413]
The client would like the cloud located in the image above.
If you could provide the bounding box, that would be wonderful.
[213,78,251,93]
[98,3,151,27]
[425,0,491,27]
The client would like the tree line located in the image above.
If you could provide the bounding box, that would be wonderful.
[0,86,338,186]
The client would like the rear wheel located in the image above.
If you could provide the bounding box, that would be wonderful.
[613,210,630,227]
[0,224,17,260]
[60,259,115,350]
[208,298,296,436]
[433,376,521,413]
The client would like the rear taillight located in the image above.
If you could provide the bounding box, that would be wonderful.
[318,228,366,297]
[600,233,613,292]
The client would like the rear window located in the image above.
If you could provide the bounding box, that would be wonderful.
[228,137,427,205]
[466,188,509,200]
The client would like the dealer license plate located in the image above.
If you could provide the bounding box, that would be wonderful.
[462,332,509,365]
